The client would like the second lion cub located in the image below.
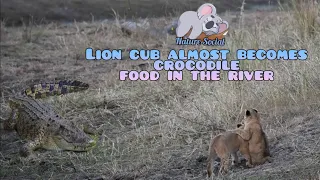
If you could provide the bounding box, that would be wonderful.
[234,108,271,165]
[207,129,253,177]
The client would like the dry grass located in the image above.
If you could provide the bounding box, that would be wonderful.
[1,0,320,179]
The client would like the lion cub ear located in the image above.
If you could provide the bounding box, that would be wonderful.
[237,123,243,128]
[245,110,251,116]
[253,108,258,113]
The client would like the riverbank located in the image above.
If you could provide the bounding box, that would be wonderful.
[1,0,281,26]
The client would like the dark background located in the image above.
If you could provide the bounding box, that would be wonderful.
[0,0,284,26]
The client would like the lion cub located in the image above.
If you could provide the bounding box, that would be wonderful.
[206,128,253,177]
[237,122,271,158]
[234,108,271,165]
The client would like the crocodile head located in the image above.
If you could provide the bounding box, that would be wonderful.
[7,96,97,153]
[52,122,97,151]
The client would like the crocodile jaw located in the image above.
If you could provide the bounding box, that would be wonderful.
[50,134,97,152]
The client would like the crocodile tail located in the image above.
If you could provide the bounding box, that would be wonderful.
[24,80,89,99]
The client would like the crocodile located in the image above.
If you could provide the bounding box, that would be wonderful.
[1,80,98,157]
[24,79,89,99]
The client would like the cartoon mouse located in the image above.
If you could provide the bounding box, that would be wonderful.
[176,3,228,40]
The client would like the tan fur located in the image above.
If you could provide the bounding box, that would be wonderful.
[207,130,253,177]
[234,108,271,165]
[237,122,271,158]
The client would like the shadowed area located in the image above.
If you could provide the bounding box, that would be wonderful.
[0,0,283,25]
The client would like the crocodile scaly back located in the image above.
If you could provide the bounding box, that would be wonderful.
[24,80,89,99]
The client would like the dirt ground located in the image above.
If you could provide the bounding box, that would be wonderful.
[1,1,320,180]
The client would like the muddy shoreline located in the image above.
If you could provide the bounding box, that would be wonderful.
[1,0,281,26]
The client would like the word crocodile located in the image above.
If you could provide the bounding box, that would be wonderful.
[1,80,98,157]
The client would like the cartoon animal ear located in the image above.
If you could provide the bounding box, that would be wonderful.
[197,3,217,19]
[176,11,203,39]
[245,110,251,116]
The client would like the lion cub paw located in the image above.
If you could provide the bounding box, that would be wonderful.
[246,162,253,168]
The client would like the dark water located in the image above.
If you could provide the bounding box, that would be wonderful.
[1,0,280,26]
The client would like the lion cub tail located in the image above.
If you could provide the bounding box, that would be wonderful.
[207,136,220,178]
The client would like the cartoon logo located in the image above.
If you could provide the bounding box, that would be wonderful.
[175,3,229,46]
